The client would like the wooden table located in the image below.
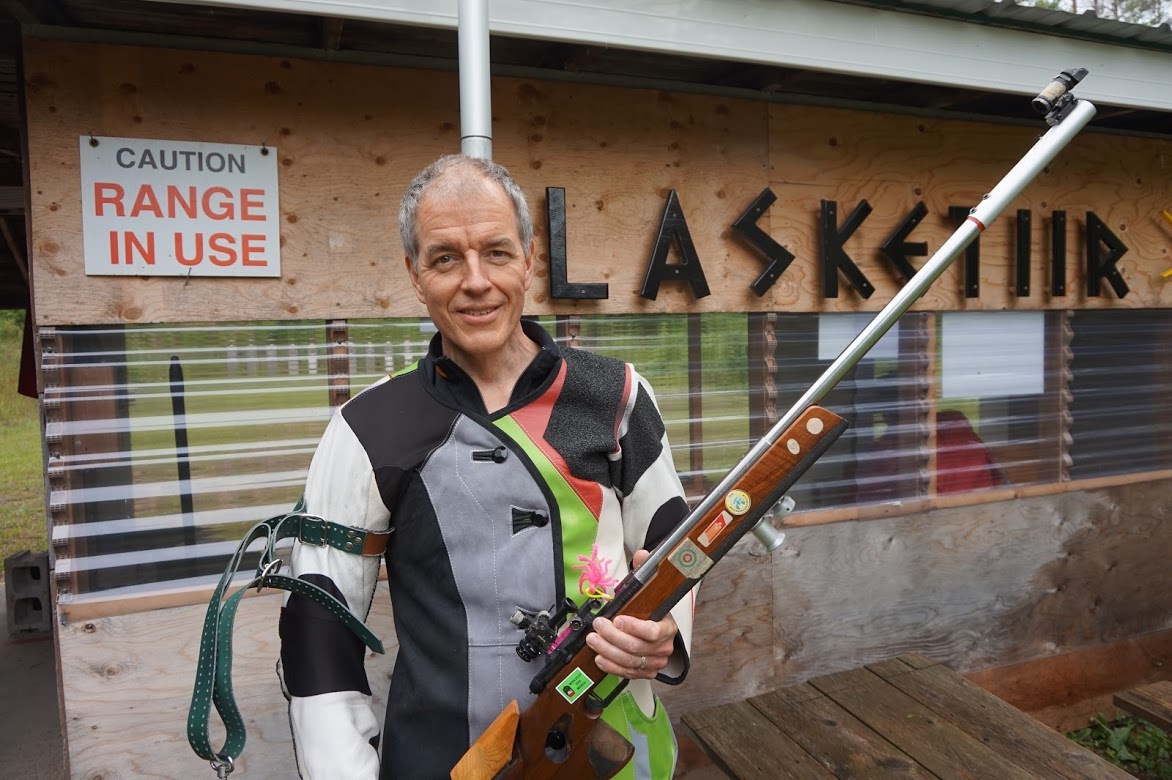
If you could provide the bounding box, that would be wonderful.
[681,653,1131,779]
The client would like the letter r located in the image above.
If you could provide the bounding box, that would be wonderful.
[94,183,126,217]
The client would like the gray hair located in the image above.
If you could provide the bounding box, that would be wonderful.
[399,155,533,267]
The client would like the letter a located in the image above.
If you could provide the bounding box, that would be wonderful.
[640,190,710,301]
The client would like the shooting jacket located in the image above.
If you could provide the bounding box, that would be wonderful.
[279,321,693,779]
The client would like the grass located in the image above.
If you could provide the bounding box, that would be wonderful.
[0,309,44,575]
[1068,715,1172,780]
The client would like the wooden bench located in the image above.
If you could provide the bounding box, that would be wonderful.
[1114,680,1172,734]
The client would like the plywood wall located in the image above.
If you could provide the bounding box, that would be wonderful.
[59,593,394,778]
[58,479,1172,778]
[24,37,1172,326]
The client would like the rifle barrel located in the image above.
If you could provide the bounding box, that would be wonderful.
[637,96,1097,579]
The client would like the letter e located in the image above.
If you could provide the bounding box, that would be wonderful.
[241,235,267,267]
[239,189,265,221]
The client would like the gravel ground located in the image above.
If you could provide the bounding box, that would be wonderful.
[1,583,66,779]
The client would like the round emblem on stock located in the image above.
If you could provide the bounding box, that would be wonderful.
[725,489,752,516]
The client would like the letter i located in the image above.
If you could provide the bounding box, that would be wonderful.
[109,231,120,264]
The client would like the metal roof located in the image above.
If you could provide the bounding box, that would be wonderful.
[852,0,1172,49]
[115,0,1171,113]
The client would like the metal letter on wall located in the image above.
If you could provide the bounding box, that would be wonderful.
[1051,211,1067,297]
[948,206,982,298]
[1085,212,1130,298]
[820,200,875,299]
[640,190,711,301]
[731,188,796,297]
[880,201,928,283]
[546,187,608,299]
[1016,209,1031,297]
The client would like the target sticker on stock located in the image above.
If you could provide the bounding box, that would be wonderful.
[669,539,714,579]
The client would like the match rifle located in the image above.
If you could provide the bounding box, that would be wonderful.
[452,69,1098,780]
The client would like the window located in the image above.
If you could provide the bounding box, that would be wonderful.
[936,311,1063,493]
[41,309,1172,600]
[1069,309,1172,478]
[46,322,334,598]
[768,312,929,512]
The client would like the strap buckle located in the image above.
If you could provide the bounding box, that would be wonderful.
[210,755,234,778]
[296,514,328,547]
[255,558,282,593]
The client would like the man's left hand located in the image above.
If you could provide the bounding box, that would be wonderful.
[584,549,678,680]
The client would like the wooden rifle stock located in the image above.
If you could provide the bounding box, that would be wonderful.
[452,406,847,780]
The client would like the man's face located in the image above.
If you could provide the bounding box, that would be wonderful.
[405,176,535,369]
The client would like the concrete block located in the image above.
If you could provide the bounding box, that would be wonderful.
[5,550,52,637]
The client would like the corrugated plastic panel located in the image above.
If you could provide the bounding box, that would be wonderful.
[42,309,1172,599]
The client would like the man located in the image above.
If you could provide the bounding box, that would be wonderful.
[279,155,694,779]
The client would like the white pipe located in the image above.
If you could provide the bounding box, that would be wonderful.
[458,0,492,159]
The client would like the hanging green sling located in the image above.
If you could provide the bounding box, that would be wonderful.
[186,502,389,777]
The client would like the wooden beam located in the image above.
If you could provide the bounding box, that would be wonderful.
[965,628,1172,732]
[320,16,344,51]
[1115,681,1172,734]
[784,466,1172,528]
[0,0,70,25]
[0,1,41,24]
[0,214,27,284]
[0,185,23,210]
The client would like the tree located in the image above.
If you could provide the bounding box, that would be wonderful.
[1025,0,1170,26]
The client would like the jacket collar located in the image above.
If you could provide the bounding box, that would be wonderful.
[421,319,561,415]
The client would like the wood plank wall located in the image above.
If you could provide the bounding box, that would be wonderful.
[24,38,1172,326]
[58,479,1172,778]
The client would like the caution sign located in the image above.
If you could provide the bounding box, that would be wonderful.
[79,136,281,277]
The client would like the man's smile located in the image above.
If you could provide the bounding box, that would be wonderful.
[459,305,499,317]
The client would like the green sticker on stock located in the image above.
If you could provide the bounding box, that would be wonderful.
[557,667,595,704]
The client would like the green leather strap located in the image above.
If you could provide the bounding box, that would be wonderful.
[187,506,387,772]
